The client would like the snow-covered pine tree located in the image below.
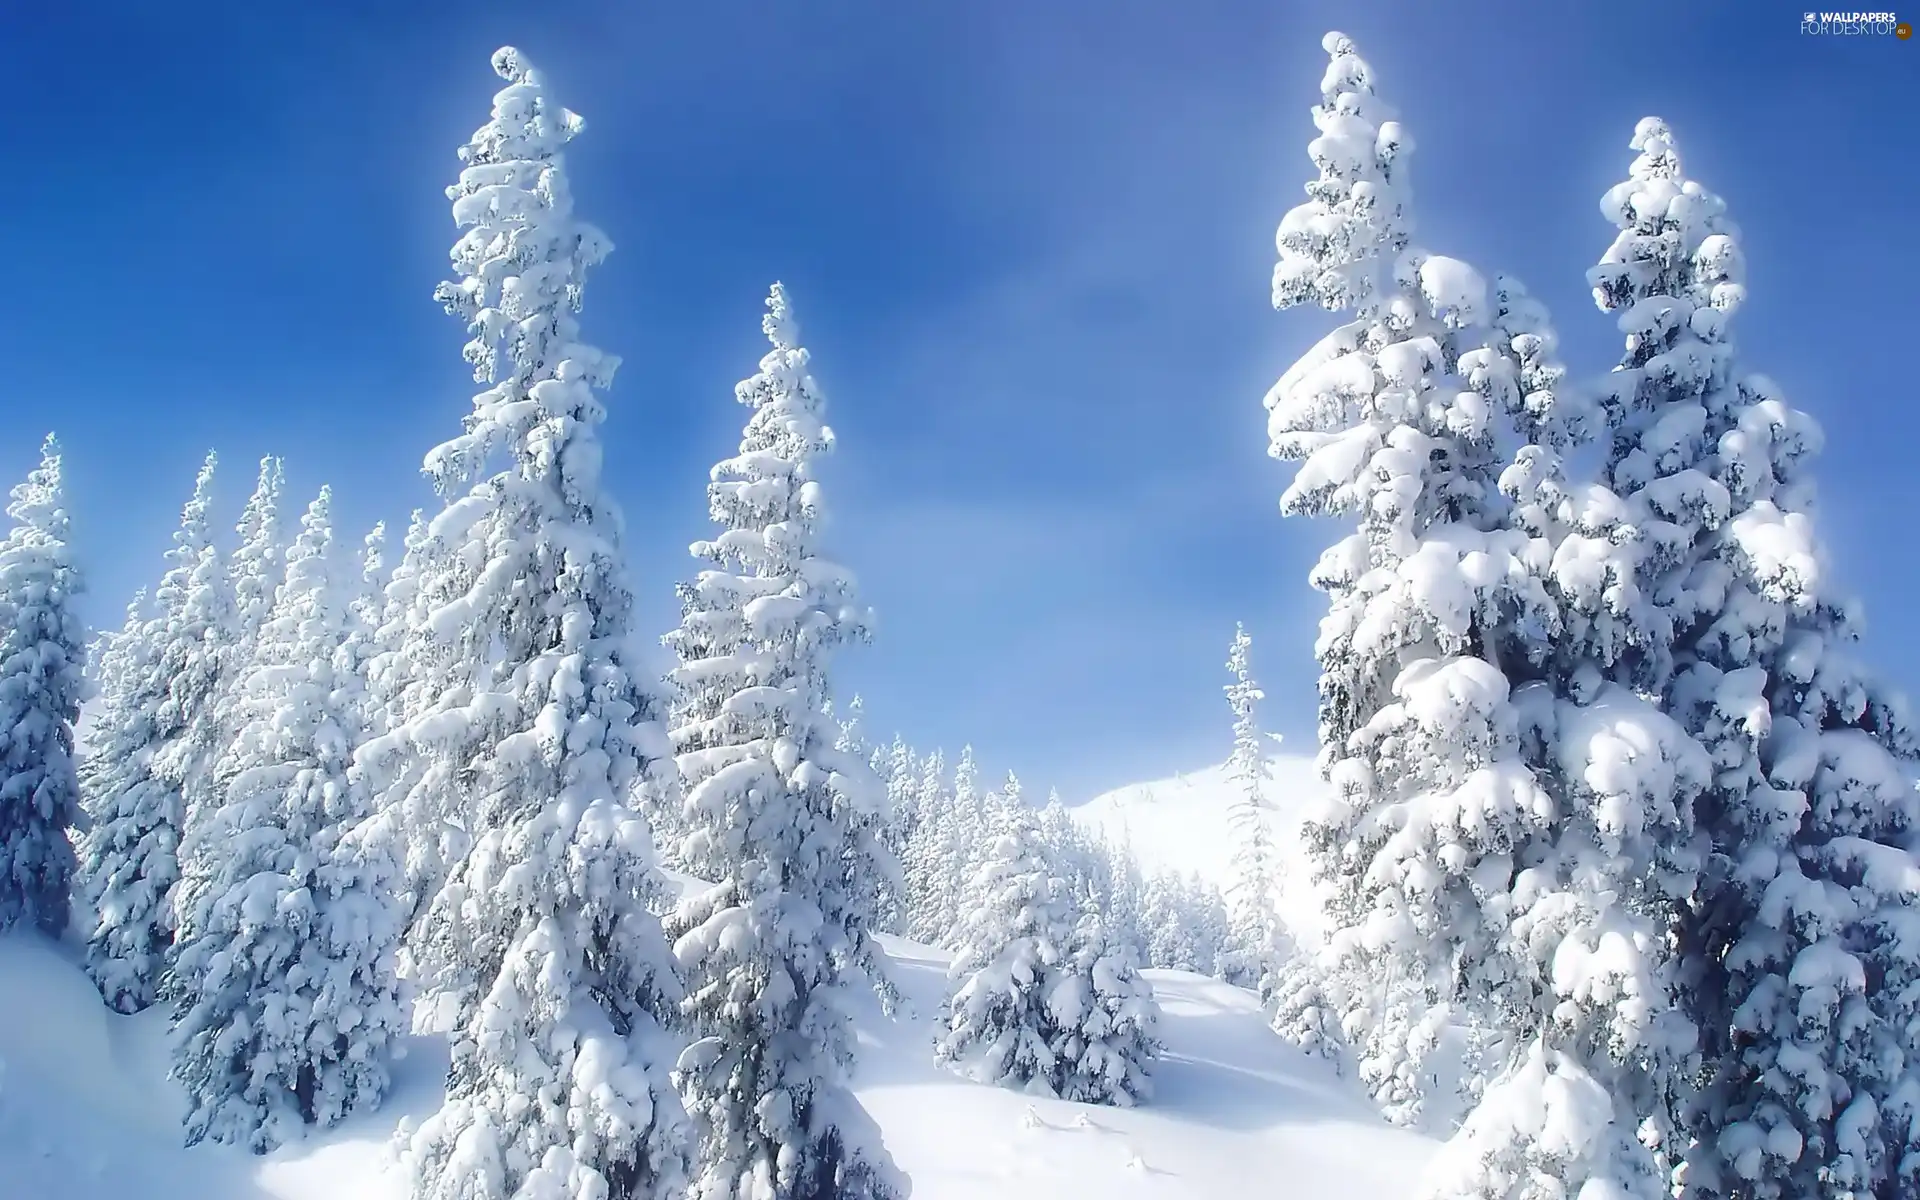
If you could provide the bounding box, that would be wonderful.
[898,746,984,950]
[1587,118,1920,1200]
[1268,37,1711,1185]
[1220,624,1279,996]
[80,588,148,762]
[938,800,1158,1106]
[1036,790,1103,919]
[0,435,86,935]
[227,455,286,674]
[180,455,289,848]
[936,803,1076,1092]
[924,746,991,950]
[79,452,236,1013]
[395,48,690,1200]
[1266,44,1543,1109]
[338,521,387,733]
[1096,830,1148,961]
[987,769,1026,837]
[666,283,905,1200]
[170,487,405,1152]
[1047,910,1161,1107]
[1157,874,1230,979]
[897,747,950,942]
[351,507,459,934]
[363,509,424,742]
[873,735,918,934]
[831,695,904,957]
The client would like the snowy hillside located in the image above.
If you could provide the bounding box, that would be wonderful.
[1071,755,1331,936]
[0,929,1434,1199]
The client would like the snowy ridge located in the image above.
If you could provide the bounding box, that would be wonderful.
[0,924,1434,1198]
[1070,754,1332,939]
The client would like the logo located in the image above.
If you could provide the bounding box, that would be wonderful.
[1802,10,1905,32]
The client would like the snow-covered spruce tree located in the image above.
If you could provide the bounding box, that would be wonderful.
[1096,831,1149,962]
[830,695,904,960]
[363,509,423,742]
[665,283,906,1200]
[1220,624,1280,996]
[395,48,690,1199]
[1048,910,1161,1107]
[227,455,286,675]
[1036,790,1109,920]
[170,487,405,1152]
[873,735,918,935]
[897,747,949,942]
[351,507,461,935]
[0,435,86,935]
[181,455,288,840]
[338,521,388,728]
[898,746,979,949]
[936,805,1073,1091]
[1586,119,1920,1200]
[1268,36,1712,1183]
[1145,872,1230,979]
[921,746,993,950]
[938,803,1161,1105]
[78,452,235,1013]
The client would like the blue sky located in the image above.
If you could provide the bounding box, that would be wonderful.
[8,1,1917,802]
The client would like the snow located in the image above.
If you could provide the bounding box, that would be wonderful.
[0,922,1437,1198]
[1071,755,1332,942]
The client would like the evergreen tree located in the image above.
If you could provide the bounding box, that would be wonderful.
[938,806,1160,1106]
[1269,39,1710,1193]
[1047,911,1161,1107]
[1220,624,1279,996]
[79,452,234,1013]
[80,589,148,760]
[1036,790,1105,919]
[338,521,388,729]
[897,747,949,942]
[0,435,86,935]
[228,455,286,670]
[170,488,405,1152]
[1589,118,1920,1200]
[926,747,990,950]
[395,48,690,1199]
[873,735,918,935]
[363,509,424,742]
[666,283,905,1200]
[1096,831,1148,962]
[352,507,456,934]
[937,806,1076,1091]
[831,695,903,957]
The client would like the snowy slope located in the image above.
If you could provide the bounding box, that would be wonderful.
[0,926,1433,1198]
[1071,755,1333,938]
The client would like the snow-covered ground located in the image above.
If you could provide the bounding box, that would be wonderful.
[0,920,1434,1198]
